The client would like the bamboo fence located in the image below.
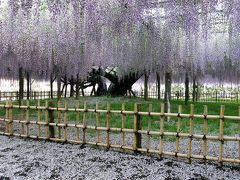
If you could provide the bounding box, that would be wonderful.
[0,100,239,166]
[0,90,239,103]
[0,91,91,101]
[0,91,52,101]
[139,90,240,103]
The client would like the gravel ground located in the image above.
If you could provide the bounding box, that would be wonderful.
[0,120,240,179]
[0,134,239,180]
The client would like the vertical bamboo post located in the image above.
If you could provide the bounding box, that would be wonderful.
[48,100,55,138]
[133,103,141,152]
[83,101,87,144]
[9,100,13,135]
[57,100,61,139]
[96,102,100,143]
[45,101,49,139]
[5,101,9,134]
[37,100,41,137]
[121,103,125,147]
[159,103,164,157]
[219,105,224,166]
[76,100,80,141]
[9,100,13,136]
[175,105,182,159]
[64,100,68,141]
[203,105,208,162]
[21,100,24,135]
[26,100,30,137]
[187,104,194,163]
[106,102,110,148]
[147,104,152,152]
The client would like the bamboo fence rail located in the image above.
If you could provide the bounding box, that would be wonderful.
[0,100,240,165]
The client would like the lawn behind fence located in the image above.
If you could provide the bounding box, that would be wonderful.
[0,96,239,138]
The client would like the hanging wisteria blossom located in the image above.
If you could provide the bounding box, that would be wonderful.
[0,0,239,85]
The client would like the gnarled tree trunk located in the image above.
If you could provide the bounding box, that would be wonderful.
[18,67,24,104]
[26,72,30,100]
[144,71,149,100]
[57,76,61,100]
[164,70,172,113]
[50,74,54,99]
[185,71,189,105]
[76,74,80,100]
[156,72,160,100]
[70,76,74,98]
[106,72,141,97]
[192,76,197,102]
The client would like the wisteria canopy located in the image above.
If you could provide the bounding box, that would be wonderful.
[0,0,239,84]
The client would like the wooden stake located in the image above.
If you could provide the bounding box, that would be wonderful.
[147,104,152,152]
[121,103,125,147]
[187,104,194,163]
[106,102,110,148]
[45,101,49,139]
[134,103,141,152]
[9,100,13,135]
[159,103,164,156]
[219,105,224,166]
[64,100,68,141]
[37,100,41,137]
[5,101,9,133]
[48,100,55,138]
[175,105,182,159]
[76,100,80,141]
[57,100,61,139]
[96,101,100,143]
[26,100,30,137]
[21,100,24,135]
[83,101,87,144]
[203,105,208,162]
